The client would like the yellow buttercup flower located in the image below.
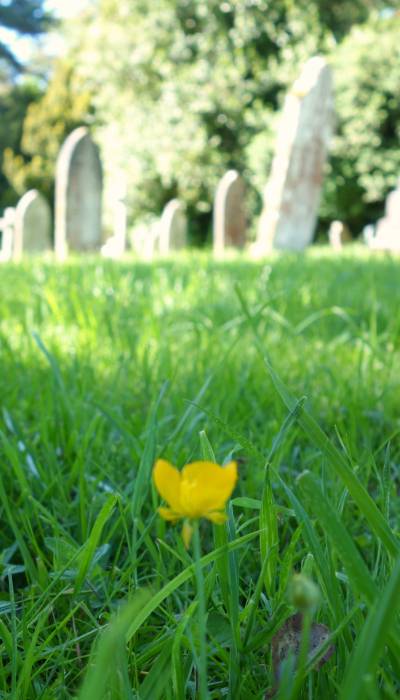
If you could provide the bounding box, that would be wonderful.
[153,459,237,545]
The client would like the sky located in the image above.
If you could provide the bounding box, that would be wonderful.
[46,0,86,19]
[0,0,87,64]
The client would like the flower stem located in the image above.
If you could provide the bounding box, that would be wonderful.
[192,520,208,700]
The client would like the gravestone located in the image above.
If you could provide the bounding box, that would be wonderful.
[0,207,16,262]
[130,219,160,260]
[328,220,351,250]
[256,56,334,253]
[213,170,246,255]
[362,224,375,247]
[368,181,400,251]
[13,190,51,261]
[101,177,127,259]
[55,127,103,260]
[158,199,187,255]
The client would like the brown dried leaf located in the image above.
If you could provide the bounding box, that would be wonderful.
[265,613,334,698]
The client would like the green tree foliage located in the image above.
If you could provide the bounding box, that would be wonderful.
[75,0,331,239]
[320,12,400,234]
[316,0,394,39]
[3,59,95,205]
[5,1,398,237]
[0,0,52,72]
[0,80,42,209]
[0,0,53,209]
[73,0,396,241]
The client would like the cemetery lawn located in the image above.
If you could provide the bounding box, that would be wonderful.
[0,246,399,699]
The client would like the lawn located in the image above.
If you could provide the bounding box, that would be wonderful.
[0,247,399,699]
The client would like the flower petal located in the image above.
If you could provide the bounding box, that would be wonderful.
[153,459,182,512]
[180,461,237,517]
[206,511,227,524]
[158,507,182,522]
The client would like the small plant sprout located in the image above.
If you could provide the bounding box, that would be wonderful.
[290,572,321,614]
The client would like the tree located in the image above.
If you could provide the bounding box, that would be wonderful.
[0,1,53,208]
[0,79,42,210]
[3,59,95,205]
[72,0,394,242]
[71,0,329,240]
[0,0,52,72]
[320,12,400,235]
[5,0,395,237]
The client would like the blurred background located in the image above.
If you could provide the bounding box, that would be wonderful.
[1,0,400,245]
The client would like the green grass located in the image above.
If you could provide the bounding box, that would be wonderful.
[0,246,399,699]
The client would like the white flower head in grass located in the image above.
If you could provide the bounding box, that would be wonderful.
[153,459,238,548]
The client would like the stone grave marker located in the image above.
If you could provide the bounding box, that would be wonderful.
[256,56,334,253]
[0,207,16,262]
[158,199,187,255]
[13,190,51,261]
[55,127,103,259]
[368,181,400,251]
[101,177,127,259]
[328,220,351,250]
[213,170,246,255]
[130,219,160,260]
[362,224,375,247]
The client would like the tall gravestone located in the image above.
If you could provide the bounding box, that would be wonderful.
[158,199,187,255]
[13,190,51,261]
[213,170,246,255]
[256,56,334,253]
[368,180,400,251]
[55,127,103,260]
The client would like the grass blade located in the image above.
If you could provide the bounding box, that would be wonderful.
[236,285,400,558]
[75,494,117,594]
[76,591,152,700]
[126,529,261,641]
[297,471,378,603]
[339,554,400,700]
[297,470,400,661]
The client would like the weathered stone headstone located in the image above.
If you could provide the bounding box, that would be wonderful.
[328,220,351,250]
[213,170,246,255]
[158,199,187,255]
[130,219,160,260]
[256,56,334,253]
[55,127,103,259]
[0,207,16,262]
[13,190,51,261]
[101,177,127,259]
[362,224,375,247]
[368,181,400,251]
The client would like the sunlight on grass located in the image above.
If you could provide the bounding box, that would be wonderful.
[0,248,399,698]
